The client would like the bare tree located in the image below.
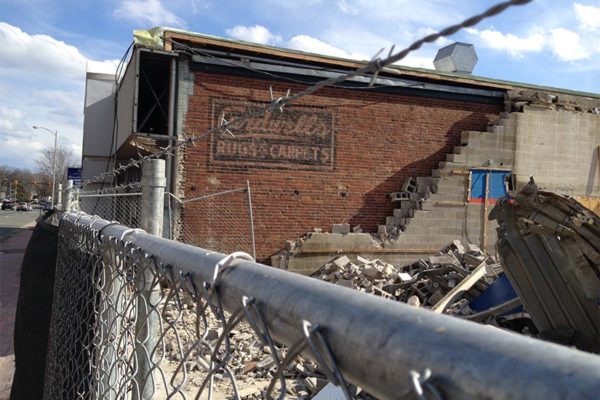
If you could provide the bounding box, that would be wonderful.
[36,144,78,200]
[0,165,40,199]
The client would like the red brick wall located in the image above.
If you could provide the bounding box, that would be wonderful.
[181,71,502,262]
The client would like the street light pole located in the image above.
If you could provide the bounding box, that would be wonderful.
[32,125,58,208]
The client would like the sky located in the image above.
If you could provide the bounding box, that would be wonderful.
[1,0,599,171]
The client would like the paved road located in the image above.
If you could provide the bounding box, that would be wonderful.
[0,210,37,400]
[0,209,40,242]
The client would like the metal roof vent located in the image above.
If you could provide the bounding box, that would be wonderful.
[433,42,477,74]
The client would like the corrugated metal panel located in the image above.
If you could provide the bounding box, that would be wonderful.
[491,183,600,352]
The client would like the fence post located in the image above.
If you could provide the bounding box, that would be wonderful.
[134,159,165,399]
[64,179,73,211]
[246,180,256,259]
[57,182,63,209]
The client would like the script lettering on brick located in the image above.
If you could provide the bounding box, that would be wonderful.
[210,98,335,169]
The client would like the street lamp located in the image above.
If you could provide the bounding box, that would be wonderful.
[32,125,58,208]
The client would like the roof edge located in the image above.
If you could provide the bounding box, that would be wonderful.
[134,27,600,99]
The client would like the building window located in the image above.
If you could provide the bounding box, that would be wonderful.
[469,169,512,204]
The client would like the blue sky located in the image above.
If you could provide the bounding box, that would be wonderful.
[1,0,599,171]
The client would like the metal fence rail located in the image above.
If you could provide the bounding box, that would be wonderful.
[44,210,600,400]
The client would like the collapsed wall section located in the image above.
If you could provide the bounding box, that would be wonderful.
[179,67,502,261]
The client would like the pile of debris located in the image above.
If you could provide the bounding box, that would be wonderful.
[310,240,501,315]
[160,301,336,399]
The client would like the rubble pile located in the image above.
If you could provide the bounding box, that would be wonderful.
[310,240,501,314]
[160,301,332,399]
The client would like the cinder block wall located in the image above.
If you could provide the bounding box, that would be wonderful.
[181,70,502,261]
[514,107,600,196]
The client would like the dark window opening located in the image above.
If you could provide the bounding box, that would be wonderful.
[137,51,171,135]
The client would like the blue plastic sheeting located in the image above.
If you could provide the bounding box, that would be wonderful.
[470,169,510,201]
[470,274,522,314]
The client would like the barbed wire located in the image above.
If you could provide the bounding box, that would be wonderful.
[79,0,531,190]
[77,181,142,195]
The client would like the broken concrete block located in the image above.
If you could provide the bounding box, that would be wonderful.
[428,254,457,265]
[382,264,395,275]
[313,383,347,400]
[363,266,379,278]
[452,239,466,254]
[356,255,371,264]
[398,272,412,282]
[463,253,486,268]
[352,225,363,233]
[407,295,421,308]
[332,223,350,234]
[467,243,482,254]
[333,255,351,268]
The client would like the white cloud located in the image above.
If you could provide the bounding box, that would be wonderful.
[288,35,368,60]
[465,3,600,64]
[0,23,117,170]
[466,27,545,58]
[0,22,87,79]
[0,107,24,132]
[113,0,185,27]
[574,2,600,30]
[225,25,281,45]
[336,0,358,15]
[549,28,589,61]
[87,60,120,75]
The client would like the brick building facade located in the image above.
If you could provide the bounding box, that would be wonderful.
[83,28,598,266]
[182,71,501,261]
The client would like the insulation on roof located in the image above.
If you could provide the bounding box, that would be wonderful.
[133,27,164,48]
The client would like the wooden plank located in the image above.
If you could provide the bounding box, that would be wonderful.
[431,261,487,313]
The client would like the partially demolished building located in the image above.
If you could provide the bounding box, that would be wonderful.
[81,27,600,267]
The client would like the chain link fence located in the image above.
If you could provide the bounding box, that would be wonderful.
[170,183,256,259]
[46,213,358,399]
[43,211,600,400]
[76,185,142,228]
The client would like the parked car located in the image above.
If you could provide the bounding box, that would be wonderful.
[16,202,29,211]
[1,199,15,210]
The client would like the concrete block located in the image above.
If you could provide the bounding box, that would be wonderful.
[420,201,435,211]
[401,177,418,193]
[389,191,410,201]
[460,130,483,145]
[409,192,421,201]
[333,255,351,268]
[446,153,466,163]
[438,161,468,170]
[401,200,417,210]
[453,145,467,155]
[332,223,350,234]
